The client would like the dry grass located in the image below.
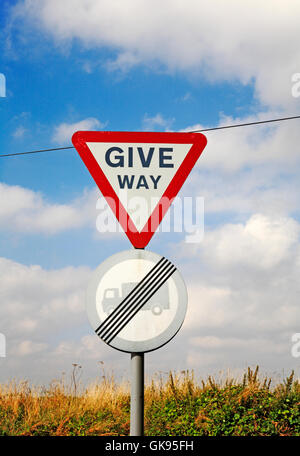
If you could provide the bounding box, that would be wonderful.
[0,366,299,436]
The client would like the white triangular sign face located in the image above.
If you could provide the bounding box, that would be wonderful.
[86,141,192,231]
[72,131,207,248]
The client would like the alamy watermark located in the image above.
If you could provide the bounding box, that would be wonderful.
[291,333,300,358]
[0,333,6,357]
[0,73,6,97]
[96,195,205,243]
[291,73,300,98]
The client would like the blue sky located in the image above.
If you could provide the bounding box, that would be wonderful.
[0,1,256,269]
[1,0,300,384]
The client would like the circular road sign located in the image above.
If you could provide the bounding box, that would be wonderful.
[86,249,188,353]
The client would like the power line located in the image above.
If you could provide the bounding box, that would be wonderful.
[190,114,300,133]
[1,114,300,159]
[0,145,74,158]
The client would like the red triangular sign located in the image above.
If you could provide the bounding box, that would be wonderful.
[72,131,207,248]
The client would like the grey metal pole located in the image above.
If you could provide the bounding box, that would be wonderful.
[130,352,144,436]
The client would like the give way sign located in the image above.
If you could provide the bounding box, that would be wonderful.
[72,131,207,248]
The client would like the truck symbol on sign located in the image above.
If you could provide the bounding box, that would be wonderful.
[102,282,169,316]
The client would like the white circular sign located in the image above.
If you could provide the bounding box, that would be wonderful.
[86,249,188,353]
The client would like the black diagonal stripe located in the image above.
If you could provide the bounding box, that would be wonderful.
[95,257,166,334]
[105,265,177,344]
[99,261,175,341]
[96,257,169,337]
[104,264,176,344]
[95,257,167,335]
[97,258,172,339]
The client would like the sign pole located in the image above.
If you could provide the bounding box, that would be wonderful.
[131,245,144,437]
[130,352,144,436]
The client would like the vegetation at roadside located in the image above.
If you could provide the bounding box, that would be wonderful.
[0,366,299,436]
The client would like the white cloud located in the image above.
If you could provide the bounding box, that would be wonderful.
[11,0,300,107]
[12,126,27,139]
[53,117,105,144]
[15,318,38,332]
[1,208,300,381]
[0,182,126,239]
[105,51,140,72]
[181,92,191,102]
[13,340,48,356]
[177,111,300,223]
[189,336,286,357]
[165,212,300,374]
[201,214,300,270]
[142,113,174,131]
[184,285,235,331]
[0,183,98,234]
[178,213,300,337]
[0,257,90,339]
[0,256,121,381]
[54,335,101,359]
[182,112,300,172]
